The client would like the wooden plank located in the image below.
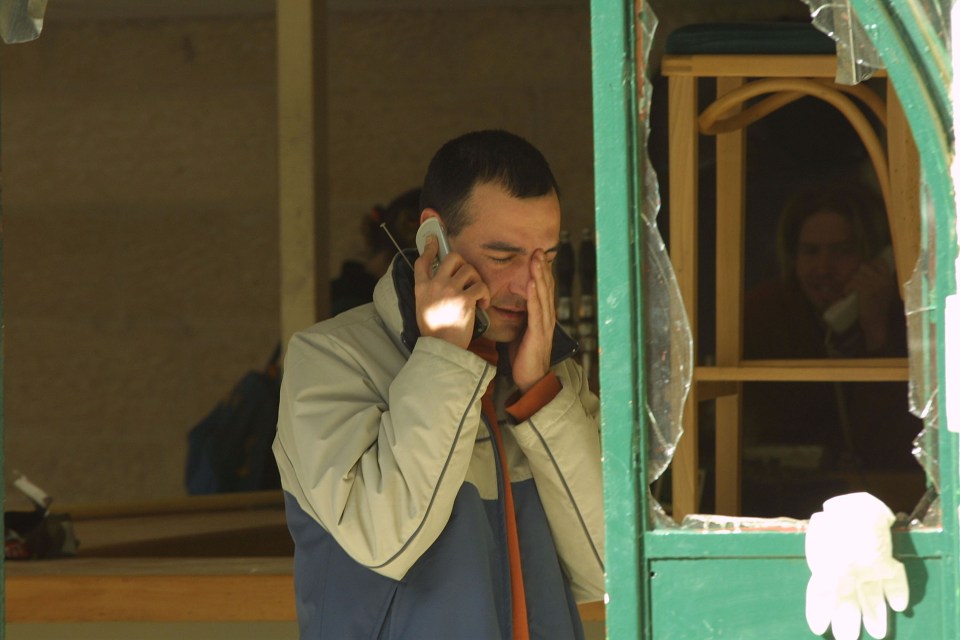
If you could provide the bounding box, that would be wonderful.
[713,76,746,517]
[661,54,887,79]
[671,400,700,521]
[735,357,907,369]
[6,573,296,622]
[695,380,738,401]
[714,76,746,368]
[43,493,291,558]
[55,491,285,520]
[6,558,604,624]
[667,75,699,342]
[66,512,289,559]
[5,557,293,577]
[886,82,921,297]
[696,360,909,382]
[714,393,741,515]
[667,74,699,521]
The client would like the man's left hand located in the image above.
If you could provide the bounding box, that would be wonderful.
[511,249,555,393]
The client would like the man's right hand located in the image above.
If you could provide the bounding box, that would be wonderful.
[414,236,490,350]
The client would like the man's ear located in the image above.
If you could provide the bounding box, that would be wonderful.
[419,208,441,225]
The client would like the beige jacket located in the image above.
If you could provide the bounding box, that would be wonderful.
[273,260,605,602]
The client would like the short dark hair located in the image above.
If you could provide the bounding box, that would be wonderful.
[420,130,560,236]
[776,182,890,278]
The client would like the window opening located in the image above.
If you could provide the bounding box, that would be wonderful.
[643,1,945,530]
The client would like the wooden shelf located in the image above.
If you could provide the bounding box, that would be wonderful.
[695,358,909,383]
[662,54,887,79]
[4,494,605,625]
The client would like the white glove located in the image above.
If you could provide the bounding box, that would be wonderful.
[805,492,909,640]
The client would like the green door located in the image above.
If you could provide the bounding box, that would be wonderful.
[590,1,958,638]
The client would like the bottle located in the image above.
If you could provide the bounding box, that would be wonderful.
[578,228,598,389]
[555,229,576,339]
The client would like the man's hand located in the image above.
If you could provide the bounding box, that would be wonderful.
[414,235,490,350]
[510,249,556,393]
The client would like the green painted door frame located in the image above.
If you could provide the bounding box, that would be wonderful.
[590,1,647,637]
[590,0,959,638]
[1,66,6,636]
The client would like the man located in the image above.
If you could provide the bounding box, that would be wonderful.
[273,130,605,639]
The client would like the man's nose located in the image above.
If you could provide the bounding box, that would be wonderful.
[508,260,533,297]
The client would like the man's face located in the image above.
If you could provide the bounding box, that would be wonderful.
[794,210,862,312]
[448,181,562,344]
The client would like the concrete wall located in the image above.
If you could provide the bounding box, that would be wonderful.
[2,15,279,505]
[0,0,805,507]
[0,3,599,506]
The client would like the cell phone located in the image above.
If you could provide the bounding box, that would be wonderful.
[822,245,895,333]
[416,217,489,338]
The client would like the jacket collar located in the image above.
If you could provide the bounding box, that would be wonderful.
[373,251,580,367]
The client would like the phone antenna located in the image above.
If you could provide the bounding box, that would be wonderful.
[380,223,415,270]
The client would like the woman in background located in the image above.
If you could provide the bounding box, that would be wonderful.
[740,183,923,517]
[331,188,421,316]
